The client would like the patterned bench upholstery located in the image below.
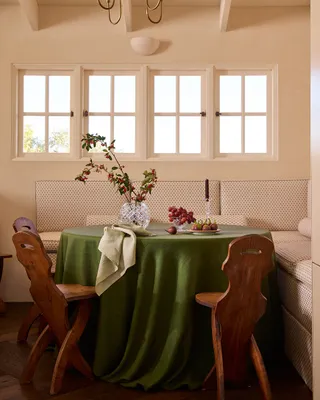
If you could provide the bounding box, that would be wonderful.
[36,180,220,231]
[220,180,308,230]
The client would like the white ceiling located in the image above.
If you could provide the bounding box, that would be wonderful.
[0,0,310,6]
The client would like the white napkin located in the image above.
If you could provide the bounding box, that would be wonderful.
[95,224,153,295]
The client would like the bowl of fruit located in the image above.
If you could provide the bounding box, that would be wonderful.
[189,218,220,234]
[167,206,196,233]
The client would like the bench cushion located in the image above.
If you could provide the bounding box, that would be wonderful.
[278,268,312,332]
[220,180,308,230]
[271,231,310,244]
[48,253,57,274]
[275,241,311,286]
[39,231,61,252]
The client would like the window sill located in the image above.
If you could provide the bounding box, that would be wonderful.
[213,155,278,162]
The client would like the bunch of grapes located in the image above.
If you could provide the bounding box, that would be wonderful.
[168,206,196,225]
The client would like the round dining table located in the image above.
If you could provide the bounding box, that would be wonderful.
[54,223,282,391]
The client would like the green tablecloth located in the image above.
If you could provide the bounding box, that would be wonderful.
[55,223,282,390]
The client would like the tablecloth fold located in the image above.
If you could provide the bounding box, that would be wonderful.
[96,224,153,295]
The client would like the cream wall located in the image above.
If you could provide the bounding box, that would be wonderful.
[0,5,310,301]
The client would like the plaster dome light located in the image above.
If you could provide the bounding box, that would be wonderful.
[130,36,160,56]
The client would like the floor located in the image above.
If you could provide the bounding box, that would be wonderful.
[0,303,313,400]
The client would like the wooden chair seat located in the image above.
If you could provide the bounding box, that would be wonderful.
[56,284,96,302]
[195,292,224,308]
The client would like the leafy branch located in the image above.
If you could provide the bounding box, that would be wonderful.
[75,134,157,204]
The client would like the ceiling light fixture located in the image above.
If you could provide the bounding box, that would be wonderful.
[98,0,163,26]
[146,0,163,24]
[98,0,122,25]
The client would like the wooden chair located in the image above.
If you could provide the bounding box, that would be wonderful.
[12,230,96,395]
[13,217,45,342]
[195,234,274,400]
[13,217,38,235]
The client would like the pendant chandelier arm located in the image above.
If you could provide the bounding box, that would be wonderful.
[146,0,162,11]
[98,0,116,11]
[146,0,162,24]
[108,0,122,25]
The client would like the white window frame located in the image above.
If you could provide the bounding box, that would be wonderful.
[11,63,278,162]
[214,66,278,161]
[147,66,212,161]
[82,67,143,160]
[12,64,78,160]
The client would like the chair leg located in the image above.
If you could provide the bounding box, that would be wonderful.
[204,310,225,400]
[50,300,93,395]
[17,303,41,343]
[20,325,55,384]
[250,335,272,400]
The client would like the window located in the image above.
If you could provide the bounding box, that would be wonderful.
[12,64,277,161]
[148,70,207,158]
[215,70,274,158]
[83,70,138,155]
[17,70,74,157]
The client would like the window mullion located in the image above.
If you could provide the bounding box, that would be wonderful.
[150,72,155,157]
[215,71,220,157]
[72,66,82,159]
[111,75,114,143]
[241,74,245,154]
[267,71,273,156]
[176,75,179,154]
[45,75,49,153]
[18,71,24,156]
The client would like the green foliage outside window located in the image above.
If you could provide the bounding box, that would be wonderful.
[23,125,69,153]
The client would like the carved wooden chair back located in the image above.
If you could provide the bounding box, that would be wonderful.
[13,217,39,236]
[12,231,68,346]
[215,234,274,384]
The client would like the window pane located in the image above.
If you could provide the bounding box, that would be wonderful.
[180,76,201,113]
[245,75,267,112]
[114,116,135,153]
[114,76,136,112]
[88,116,110,153]
[24,76,45,112]
[179,116,201,153]
[23,116,45,153]
[154,116,176,153]
[154,76,176,113]
[219,116,242,153]
[49,117,70,153]
[245,116,267,153]
[89,76,111,112]
[49,76,70,113]
[219,76,241,113]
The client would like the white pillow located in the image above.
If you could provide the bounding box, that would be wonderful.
[298,217,311,238]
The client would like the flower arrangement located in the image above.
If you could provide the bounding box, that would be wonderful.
[76,134,157,204]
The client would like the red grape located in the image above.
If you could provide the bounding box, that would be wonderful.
[167,206,196,225]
